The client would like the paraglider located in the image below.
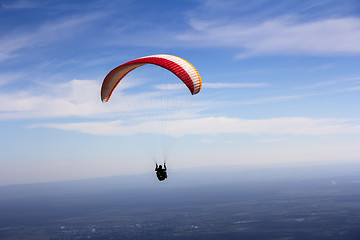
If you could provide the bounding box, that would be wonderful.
[101,54,202,181]
[155,163,167,181]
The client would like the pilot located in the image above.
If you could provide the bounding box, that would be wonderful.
[155,163,167,181]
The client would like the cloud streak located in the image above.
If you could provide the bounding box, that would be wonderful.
[36,117,360,137]
[0,12,102,61]
[155,82,268,90]
[299,77,360,89]
[0,79,202,120]
[1,0,39,9]
[0,80,106,119]
[177,16,360,57]
[0,77,347,121]
[205,82,268,88]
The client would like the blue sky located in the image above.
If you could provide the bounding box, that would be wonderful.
[1,0,360,185]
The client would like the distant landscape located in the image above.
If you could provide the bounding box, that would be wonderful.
[1,162,360,240]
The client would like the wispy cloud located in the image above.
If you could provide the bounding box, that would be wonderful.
[298,77,360,89]
[237,94,308,105]
[205,83,268,88]
[155,82,268,90]
[259,138,290,143]
[35,117,360,137]
[1,0,39,9]
[177,16,360,58]
[0,79,201,120]
[201,138,215,143]
[340,86,360,92]
[0,72,25,87]
[154,84,185,91]
[0,77,332,121]
[308,63,336,72]
[0,12,102,61]
[0,80,105,119]
[0,76,352,122]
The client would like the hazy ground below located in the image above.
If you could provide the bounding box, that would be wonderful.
[0,162,359,240]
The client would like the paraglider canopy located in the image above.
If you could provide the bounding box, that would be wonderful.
[101,54,202,103]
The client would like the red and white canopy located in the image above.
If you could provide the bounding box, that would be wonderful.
[101,54,202,102]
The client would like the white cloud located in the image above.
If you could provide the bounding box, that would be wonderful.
[154,83,184,91]
[155,82,268,90]
[36,117,360,137]
[0,78,201,120]
[205,83,268,88]
[177,17,360,57]
[0,80,106,119]
[299,77,360,89]
[259,138,290,143]
[339,86,360,92]
[0,72,25,87]
[0,13,102,61]
[308,63,336,72]
[1,0,39,9]
[237,94,309,105]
